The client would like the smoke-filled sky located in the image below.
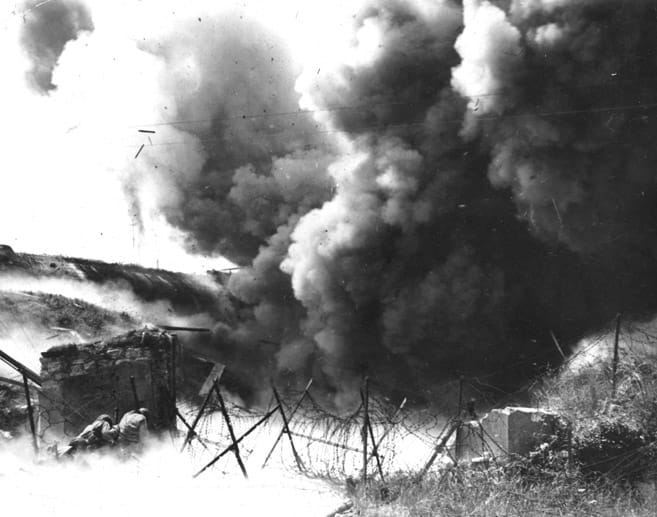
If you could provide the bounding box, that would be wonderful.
[5,0,657,406]
[2,0,352,271]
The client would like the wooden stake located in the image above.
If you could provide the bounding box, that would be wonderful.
[213,379,248,479]
[416,421,459,482]
[361,377,370,484]
[272,384,304,472]
[22,374,38,453]
[176,408,208,450]
[366,397,406,466]
[612,312,622,397]
[193,404,279,478]
[366,418,385,482]
[0,349,42,385]
[262,379,312,468]
[180,381,215,452]
[169,334,177,419]
[0,376,25,388]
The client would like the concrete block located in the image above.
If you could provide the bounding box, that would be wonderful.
[456,407,559,462]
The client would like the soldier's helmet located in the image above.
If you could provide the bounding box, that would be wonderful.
[98,414,113,425]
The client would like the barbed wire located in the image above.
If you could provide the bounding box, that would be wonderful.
[4,313,656,482]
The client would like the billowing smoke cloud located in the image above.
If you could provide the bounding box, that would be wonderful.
[277,0,657,404]
[281,0,549,404]
[20,0,94,93]
[119,13,340,402]
[133,17,336,264]
[16,0,657,408]
[117,0,657,407]
[452,0,657,269]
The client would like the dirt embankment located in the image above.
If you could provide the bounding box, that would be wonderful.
[0,249,243,412]
[0,249,235,319]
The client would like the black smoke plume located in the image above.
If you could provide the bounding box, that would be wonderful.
[20,0,94,93]
[123,0,657,407]
[453,0,657,282]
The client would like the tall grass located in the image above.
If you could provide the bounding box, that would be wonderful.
[348,349,657,516]
[536,350,657,481]
[538,351,657,439]
[351,465,657,516]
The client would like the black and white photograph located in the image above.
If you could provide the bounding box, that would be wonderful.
[2,1,657,515]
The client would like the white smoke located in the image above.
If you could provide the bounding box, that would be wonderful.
[0,437,344,517]
[0,273,216,376]
[451,0,522,115]
[0,273,214,326]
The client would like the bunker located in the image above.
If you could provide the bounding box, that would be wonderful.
[38,329,178,438]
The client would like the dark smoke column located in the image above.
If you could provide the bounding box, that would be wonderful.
[282,0,538,406]
[452,0,657,324]
[280,0,657,407]
[20,0,94,93]
[113,0,657,409]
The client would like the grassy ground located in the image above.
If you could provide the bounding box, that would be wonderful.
[350,465,657,516]
[1,291,137,334]
[0,251,235,318]
[0,291,138,342]
[347,350,657,516]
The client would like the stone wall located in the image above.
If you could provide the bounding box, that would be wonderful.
[39,329,178,438]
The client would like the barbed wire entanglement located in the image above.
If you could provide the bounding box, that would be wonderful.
[155,316,657,482]
[4,313,657,484]
[178,370,527,483]
[181,379,451,481]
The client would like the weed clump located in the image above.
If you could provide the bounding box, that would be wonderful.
[538,351,657,481]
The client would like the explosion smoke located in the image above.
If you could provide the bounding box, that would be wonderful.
[16,0,657,407]
[20,0,94,93]
[134,16,336,263]
[133,0,657,405]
